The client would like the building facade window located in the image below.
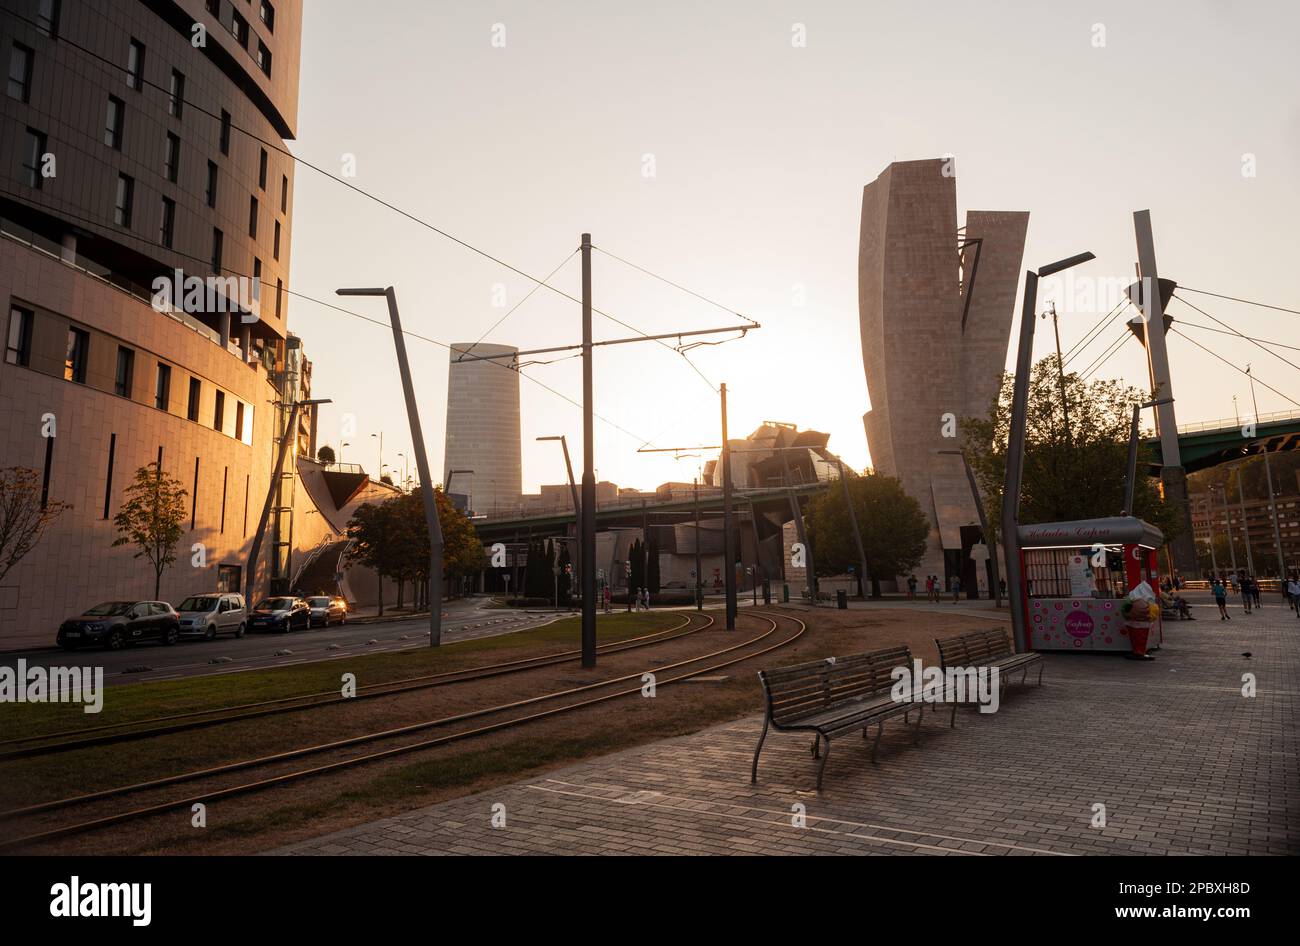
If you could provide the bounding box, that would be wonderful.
[36,0,60,39]
[256,40,272,77]
[126,39,145,91]
[105,96,124,149]
[260,1,275,32]
[5,306,33,366]
[275,278,283,318]
[23,128,46,188]
[248,195,258,238]
[114,173,134,227]
[258,148,268,189]
[206,160,218,207]
[64,327,89,383]
[159,197,175,247]
[169,69,185,117]
[205,0,219,16]
[187,377,201,421]
[280,173,288,213]
[219,109,231,154]
[273,220,280,259]
[155,363,172,411]
[214,390,225,431]
[115,346,134,397]
[211,227,224,272]
[164,132,180,182]
[235,401,245,440]
[230,10,249,47]
[7,43,33,102]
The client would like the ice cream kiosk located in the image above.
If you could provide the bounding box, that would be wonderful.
[1018,517,1165,653]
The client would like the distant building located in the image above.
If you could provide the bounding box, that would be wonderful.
[444,342,521,516]
[858,158,1028,588]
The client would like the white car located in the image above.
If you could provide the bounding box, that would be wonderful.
[176,593,247,640]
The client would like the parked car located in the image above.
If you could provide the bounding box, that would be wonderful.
[176,593,247,640]
[248,596,310,633]
[305,595,348,627]
[57,601,179,650]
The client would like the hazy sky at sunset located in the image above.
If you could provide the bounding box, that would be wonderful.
[286,0,1300,495]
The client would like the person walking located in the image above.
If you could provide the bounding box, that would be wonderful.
[1286,576,1300,617]
[1240,574,1253,614]
[643,588,651,611]
[907,574,918,599]
[931,575,941,603]
[1212,579,1230,621]
[1251,577,1262,609]
[950,574,962,604]
[923,575,932,601]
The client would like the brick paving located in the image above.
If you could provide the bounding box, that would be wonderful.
[275,596,1299,855]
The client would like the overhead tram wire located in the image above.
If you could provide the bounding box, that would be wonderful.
[461,249,578,357]
[1171,294,1300,377]
[0,5,734,392]
[1169,327,1300,410]
[1174,319,1300,354]
[0,185,658,450]
[591,245,761,326]
[1076,326,1133,380]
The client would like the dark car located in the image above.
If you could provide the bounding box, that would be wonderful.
[305,595,348,627]
[248,596,310,633]
[57,601,180,650]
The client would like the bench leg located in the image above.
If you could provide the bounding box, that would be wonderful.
[815,735,832,790]
[811,737,820,758]
[870,721,884,763]
[750,717,770,784]
[912,704,923,745]
[1038,662,1045,686]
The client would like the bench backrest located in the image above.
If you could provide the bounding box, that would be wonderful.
[935,627,1014,670]
[758,645,912,725]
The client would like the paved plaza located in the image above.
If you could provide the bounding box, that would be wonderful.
[277,595,1299,856]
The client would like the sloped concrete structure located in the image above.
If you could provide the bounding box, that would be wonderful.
[859,159,1028,587]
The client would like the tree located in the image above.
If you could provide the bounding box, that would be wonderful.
[806,469,929,598]
[556,541,572,603]
[346,500,403,615]
[0,466,70,585]
[628,538,646,593]
[316,444,336,465]
[962,355,1182,549]
[112,462,187,599]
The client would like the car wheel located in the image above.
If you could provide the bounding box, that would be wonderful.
[340,613,347,625]
[205,623,217,641]
[164,625,179,646]
[105,629,124,651]
[59,640,78,652]
[235,622,246,639]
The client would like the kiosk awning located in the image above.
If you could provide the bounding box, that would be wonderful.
[1018,516,1164,550]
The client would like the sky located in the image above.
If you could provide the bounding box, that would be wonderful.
[285,0,1300,495]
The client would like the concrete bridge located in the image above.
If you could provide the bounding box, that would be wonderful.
[1144,409,1300,474]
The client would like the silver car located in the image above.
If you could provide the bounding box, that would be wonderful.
[176,593,247,640]
[306,595,348,627]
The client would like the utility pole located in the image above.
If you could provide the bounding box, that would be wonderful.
[833,458,869,598]
[1216,484,1238,577]
[693,477,703,611]
[721,382,737,630]
[337,286,443,646]
[580,234,597,668]
[778,447,814,606]
[1234,466,1256,576]
[1248,366,1287,579]
[1132,210,1197,576]
[1044,301,1072,445]
[1203,496,1218,579]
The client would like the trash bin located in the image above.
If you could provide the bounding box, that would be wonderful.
[836,589,848,610]
[763,581,771,605]
[782,583,789,603]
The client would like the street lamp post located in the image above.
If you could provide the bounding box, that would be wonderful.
[938,448,1001,607]
[371,431,383,482]
[538,436,581,596]
[1122,397,1174,517]
[1214,483,1239,577]
[1232,465,1256,576]
[1003,251,1095,654]
[1248,366,1287,580]
[338,287,444,647]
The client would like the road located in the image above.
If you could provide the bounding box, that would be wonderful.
[0,598,566,687]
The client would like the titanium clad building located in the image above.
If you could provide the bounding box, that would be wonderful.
[445,342,522,517]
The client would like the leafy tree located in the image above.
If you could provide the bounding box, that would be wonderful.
[962,354,1182,548]
[807,469,929,597]
[556,541,572,603]
[112,462,188,599]
[346,500,403,615]
[0,466,70,585]
[316,444,336,465]
[628,538,646,593]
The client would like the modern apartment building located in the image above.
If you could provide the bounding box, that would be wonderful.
[0,0,330,648]
[444,342,522,517]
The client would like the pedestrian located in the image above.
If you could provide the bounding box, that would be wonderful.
[931,575,940,603]
[603,584,611,613]
[643,588,651,611]
[1251,577,1262,609]
[907,574,917,599]
[1211,579,1230,621]
[1241,575,1253,614]
[999,578,1007,598]
[1287,577,1300,616]
[950,574,961,603]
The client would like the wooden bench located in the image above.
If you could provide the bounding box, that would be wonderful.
[751,645,924,790]
[934,628,1043,724]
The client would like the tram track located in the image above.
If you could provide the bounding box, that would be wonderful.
[0,609,804,851]
[0,611,712,761]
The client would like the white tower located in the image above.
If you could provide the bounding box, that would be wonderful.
[445,343,522,516]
